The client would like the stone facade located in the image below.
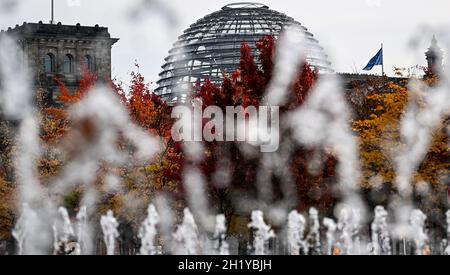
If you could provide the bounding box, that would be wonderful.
[1,21,118,105]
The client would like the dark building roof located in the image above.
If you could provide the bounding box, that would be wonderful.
[338,72,407,83]
[1,21,119,44]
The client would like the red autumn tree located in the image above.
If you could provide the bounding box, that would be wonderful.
[190,36,338,228]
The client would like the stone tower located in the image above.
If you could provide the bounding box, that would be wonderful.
[1,21,119,105]
[425,35,444,74]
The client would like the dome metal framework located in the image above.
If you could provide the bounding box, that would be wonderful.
[156,2,332,103]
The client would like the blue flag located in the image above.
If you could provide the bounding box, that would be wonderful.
[363,47,383,71]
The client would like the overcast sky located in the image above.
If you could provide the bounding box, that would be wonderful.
[1,0,450,86]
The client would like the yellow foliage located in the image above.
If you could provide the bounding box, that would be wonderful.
[0,177,14,239]
[353,78,449,190]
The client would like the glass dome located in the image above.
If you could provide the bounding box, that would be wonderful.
[156,2,332,103]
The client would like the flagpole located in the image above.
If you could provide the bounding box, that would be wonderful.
[51,0,54,24]
[381,43,385,76]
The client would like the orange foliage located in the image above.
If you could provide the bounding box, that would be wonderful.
[56,69,98,104]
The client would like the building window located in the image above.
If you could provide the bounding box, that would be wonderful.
[44,53,55,73]
[64,54,74,73]
[84,55,94,71]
